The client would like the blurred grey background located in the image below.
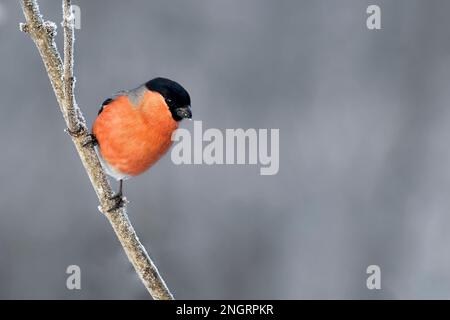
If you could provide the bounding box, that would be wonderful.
[1,0,450,299]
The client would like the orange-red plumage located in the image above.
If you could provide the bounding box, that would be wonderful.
[93,90,178,177]
[90,77,191,211]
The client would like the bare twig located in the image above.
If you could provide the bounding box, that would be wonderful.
[19,0,174,300]
[62,0,82,134]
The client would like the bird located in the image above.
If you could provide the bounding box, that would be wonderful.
[87,77,192,211]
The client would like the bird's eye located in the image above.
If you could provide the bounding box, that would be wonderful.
[166,98,172,104]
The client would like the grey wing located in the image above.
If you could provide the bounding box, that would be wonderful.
[97,84,146,115]
[97,90,129,115]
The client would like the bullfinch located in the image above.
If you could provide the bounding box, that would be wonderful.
[87,77,192,211]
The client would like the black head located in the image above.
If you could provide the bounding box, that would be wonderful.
[145,77,192,121]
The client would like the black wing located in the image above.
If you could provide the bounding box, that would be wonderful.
[98,98,114,115]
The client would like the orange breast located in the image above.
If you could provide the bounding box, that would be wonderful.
[92,91,178,176]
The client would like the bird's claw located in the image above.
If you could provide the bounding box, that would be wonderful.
[65,125,85,138]
[106,193,127,212]
[82,134,98,148]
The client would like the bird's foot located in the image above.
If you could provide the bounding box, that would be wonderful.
[82,134,98,148]
[65,125,85,138]
[106,193,127,212]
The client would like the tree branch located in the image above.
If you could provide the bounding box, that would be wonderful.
[62,0,82,134]
[19,0,174,300]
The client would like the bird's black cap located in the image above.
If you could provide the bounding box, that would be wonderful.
[145,77,192,121]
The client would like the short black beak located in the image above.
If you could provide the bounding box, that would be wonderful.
[175,106,192,119]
